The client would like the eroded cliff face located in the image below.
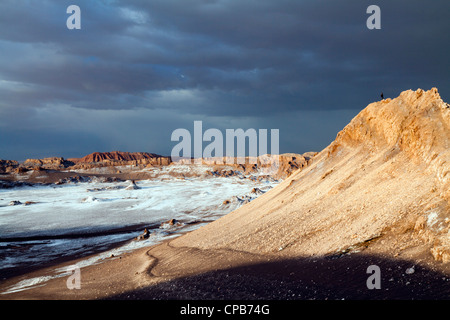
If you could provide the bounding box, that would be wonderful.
[76,151,167,163]
[70,151,172,169]
[0,160,19,173]
[173,88,450,263]
[0,152,173,173]
[22,157,75,170]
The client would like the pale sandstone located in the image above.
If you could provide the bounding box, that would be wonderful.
[173,88,450,261]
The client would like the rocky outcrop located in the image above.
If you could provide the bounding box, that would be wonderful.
[198,152,317,180]
[2,157,75,172]
[135,228,151,241]
[22,157,75,170]
[0,160,19,173]
[80,151,163,162]
[125,180,140,190]
[160,219,183,228]
[79,151,170,164]
[272,152,317,179]
[68,151,172,170]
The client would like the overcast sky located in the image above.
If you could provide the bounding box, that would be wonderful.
[0,0,449,160]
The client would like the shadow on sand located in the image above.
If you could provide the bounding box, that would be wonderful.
[105,252,450,300]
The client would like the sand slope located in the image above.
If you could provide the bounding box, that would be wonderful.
[173,88,450,263]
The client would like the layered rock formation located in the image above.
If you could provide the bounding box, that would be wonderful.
[1,157,74,173]
[77,151,166,163]
[172,88,450,263]
[69,151,172,169]
[23,157,75,170]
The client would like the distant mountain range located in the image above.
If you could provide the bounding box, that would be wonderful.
[70,151,165,163]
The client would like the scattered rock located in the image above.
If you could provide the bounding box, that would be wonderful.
[160,219,183,228]
[125,180,140,190]
[405,267,415,275]
[82,196,99,203]
[222,194,258,207]
[251,187,265,195]
[135,228,151,241]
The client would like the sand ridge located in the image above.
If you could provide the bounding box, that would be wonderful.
[172,88,450,262]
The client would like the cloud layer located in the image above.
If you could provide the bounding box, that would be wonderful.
[0,0,449,160]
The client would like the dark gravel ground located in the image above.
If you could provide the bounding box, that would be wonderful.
[106,253,450,300]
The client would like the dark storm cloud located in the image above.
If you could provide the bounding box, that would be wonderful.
[0,0,449,159]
